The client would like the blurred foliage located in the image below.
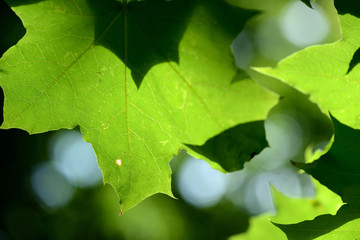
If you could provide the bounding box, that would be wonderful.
[0,126,249,239]
[231,179,342,240]
[276,118,360,240]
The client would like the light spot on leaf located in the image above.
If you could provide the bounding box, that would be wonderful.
[115,159,122,167]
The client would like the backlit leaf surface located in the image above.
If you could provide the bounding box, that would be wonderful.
[0,0,277,212]
[256,14,360,129]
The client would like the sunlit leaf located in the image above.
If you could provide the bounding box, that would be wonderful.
[256,14,360,129]
[0,0,277,212]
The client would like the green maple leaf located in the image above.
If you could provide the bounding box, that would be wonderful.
[300,117,360,205]
[0,0,277,212]
[256,13,360,129]
[274,117,360,239]
[274,205,360,240]
[232,179,342,240]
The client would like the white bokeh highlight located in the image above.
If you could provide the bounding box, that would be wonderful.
[51,131,102,188]
[280,1,330,47]
[31,130,103,210]
[177,157,229,208]
[31,163,75,209]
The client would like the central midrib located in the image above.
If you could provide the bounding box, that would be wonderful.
[122,0,133,212]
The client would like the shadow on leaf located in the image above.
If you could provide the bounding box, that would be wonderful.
[274,204,360,240]
[87,0,257,89]
[186,121,267,172]
[87,0,192,89]
[296,115,360,204]
[346,47,360,74]
[231,69,251,84]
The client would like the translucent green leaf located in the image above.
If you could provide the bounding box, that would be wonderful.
[231,179,342,240]
[276,117,360,239]
[256,13,360,129]
[299,117,360,204]
[275,205,360,240]
[0,0,277,212]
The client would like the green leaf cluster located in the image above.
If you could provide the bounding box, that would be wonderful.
[2,0,360,239]
[254,1,360,238]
